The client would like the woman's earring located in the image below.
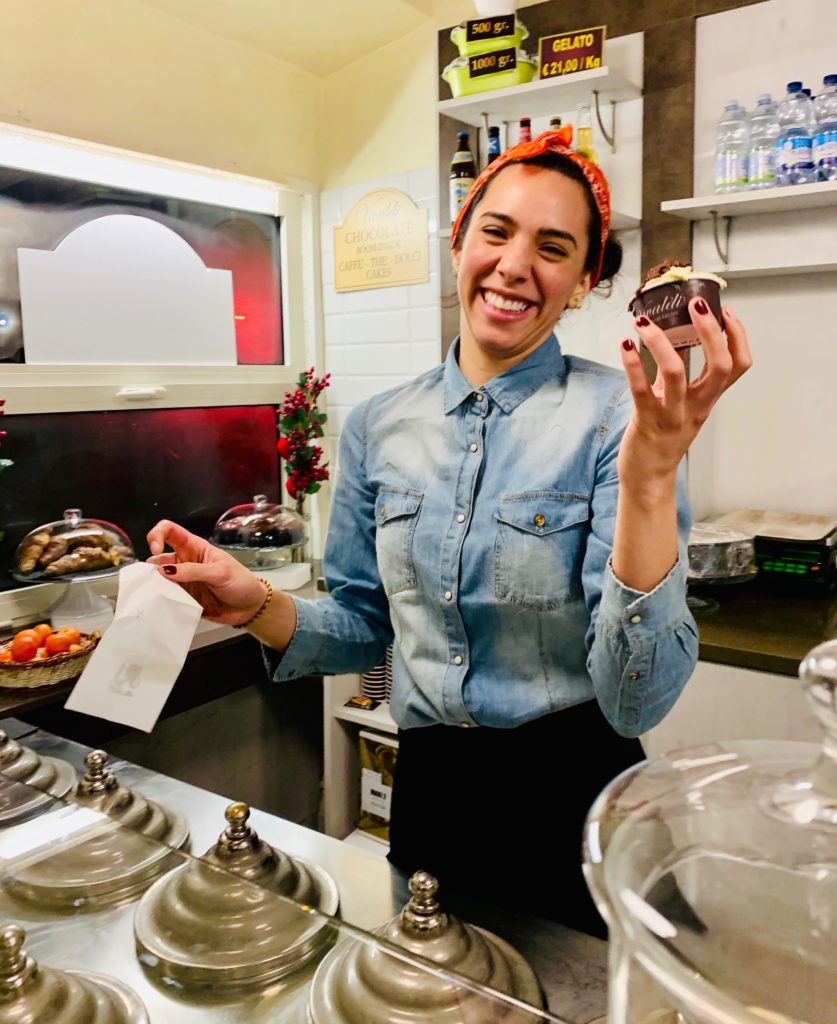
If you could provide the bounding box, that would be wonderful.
[567,294,583,310]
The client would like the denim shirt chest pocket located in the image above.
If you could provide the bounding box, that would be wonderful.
[494,492,590,609]
[375,487,424,596]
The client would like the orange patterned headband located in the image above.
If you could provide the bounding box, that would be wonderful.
[450,125,612,286]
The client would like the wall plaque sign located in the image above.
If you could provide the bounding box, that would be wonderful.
[333,188,429,293]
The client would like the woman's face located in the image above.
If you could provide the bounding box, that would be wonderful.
[453,163,592,369]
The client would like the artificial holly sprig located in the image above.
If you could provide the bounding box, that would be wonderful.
[277,369,331,510]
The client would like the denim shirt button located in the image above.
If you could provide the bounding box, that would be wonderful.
[456,513,466,523]
[533,513,546,528]
[379,505,386,518]
[469,443,478,453]
[444,591,453,601]
[474,392,484,402]
[630,614,642,624]
[453,655,463,665]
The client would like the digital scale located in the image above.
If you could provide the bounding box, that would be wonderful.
[703,510,837,588]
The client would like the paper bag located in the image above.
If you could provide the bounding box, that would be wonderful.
[65,562,202,732]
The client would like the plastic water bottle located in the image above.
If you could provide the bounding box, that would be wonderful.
[714,101,750,193]
[776,81,816,186]
[747,94,780,189]
[813,73,837,181]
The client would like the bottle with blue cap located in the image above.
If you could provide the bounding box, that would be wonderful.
[714,101,750,193]
[813,73,837,181]
[747,94,780,190]
[776,81,816,186]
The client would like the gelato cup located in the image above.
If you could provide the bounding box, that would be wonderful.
[629,262,727,349]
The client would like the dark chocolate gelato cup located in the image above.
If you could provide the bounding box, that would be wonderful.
[630,276,723,349]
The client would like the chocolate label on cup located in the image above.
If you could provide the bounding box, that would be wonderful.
[632,279,723,333]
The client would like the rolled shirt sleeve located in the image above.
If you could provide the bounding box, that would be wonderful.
[582,388,699,737]
[264,400,393,683]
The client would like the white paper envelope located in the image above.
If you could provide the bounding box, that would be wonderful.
[65,562,203,732]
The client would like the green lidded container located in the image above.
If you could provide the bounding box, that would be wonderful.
[442,51,538,99]
[450,19,529,58]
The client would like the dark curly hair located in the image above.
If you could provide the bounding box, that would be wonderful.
[453,150,622,288]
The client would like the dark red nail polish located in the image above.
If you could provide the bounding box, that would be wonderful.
[163,565,177,576]
[634,315,650,327]
[622,338,635,352]
[694,298,709,315]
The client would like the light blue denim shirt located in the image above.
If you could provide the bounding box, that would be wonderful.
[268,335,698,737]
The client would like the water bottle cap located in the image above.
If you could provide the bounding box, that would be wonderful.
[802,88,812,97]
[724,101,740,111]
[457,130,470,141]
[787,81,803,92]
[756,94,773,105]
[824,74,837,86]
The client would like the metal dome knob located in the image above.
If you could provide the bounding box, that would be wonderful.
[400,871,448,934]
[78,750,117,795]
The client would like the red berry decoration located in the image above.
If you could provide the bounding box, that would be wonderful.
[276,369,331,513]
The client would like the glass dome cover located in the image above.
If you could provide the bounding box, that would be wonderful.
[583,639,837,1024]
[13,507,135,582]
[210,494,307,569]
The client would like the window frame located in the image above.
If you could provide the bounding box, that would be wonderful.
[0,122,310,414]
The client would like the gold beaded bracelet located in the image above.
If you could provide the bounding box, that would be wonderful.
[235,578,273,629]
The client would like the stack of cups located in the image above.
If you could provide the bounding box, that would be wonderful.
[361,660,387,703]
[384,645,393,703]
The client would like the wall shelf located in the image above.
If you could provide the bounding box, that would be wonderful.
[661,181,837,220]
[332,699,397,735]
[438,66,641,127]
[716,262,837,279]
[662,181,837,269]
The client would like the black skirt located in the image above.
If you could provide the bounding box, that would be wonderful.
[387,700,643,939]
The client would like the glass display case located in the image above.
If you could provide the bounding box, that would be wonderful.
[0,724,564,1023]
[584,638,837,1024]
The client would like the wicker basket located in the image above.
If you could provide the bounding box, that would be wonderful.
[0,632,101,689]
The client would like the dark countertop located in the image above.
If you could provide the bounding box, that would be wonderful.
[692,579,837,677]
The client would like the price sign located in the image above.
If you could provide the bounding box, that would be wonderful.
[539,25,606,80]
[465,14,515,43]
[468,47,517,79]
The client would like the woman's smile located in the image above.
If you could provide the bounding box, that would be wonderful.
[478,287,537,322]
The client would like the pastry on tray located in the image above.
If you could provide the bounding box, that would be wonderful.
[629,259,727,349]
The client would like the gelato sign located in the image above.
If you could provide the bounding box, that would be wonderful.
[333,188,429,293]
[539,25,606,80]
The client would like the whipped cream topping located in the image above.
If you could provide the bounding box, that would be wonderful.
[641,264,727,292]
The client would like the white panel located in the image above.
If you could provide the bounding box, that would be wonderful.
[687,270,837,520]
[643,661,820,758]
[689,1,837,519]
[694,0,837,197]
[18,215,236,365]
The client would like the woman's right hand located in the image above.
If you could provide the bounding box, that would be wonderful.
[146,520,268,626]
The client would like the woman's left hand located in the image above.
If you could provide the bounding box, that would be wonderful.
[617,299,752,488]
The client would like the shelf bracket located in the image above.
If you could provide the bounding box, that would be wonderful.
[710,210,733,265]
[593,90,617,151]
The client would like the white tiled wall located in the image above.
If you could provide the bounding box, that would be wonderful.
[319,168,442,466]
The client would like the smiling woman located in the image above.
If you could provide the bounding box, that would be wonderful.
[148,129,752,938]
